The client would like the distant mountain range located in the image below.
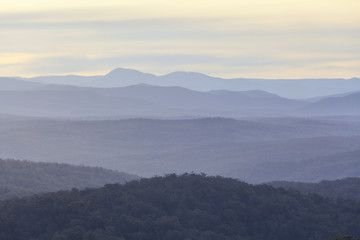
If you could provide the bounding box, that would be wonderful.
[1,68,359,183]
[6,67,358,98]
[0,78,359,118]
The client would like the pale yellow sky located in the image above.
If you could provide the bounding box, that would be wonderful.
[0,0,359,78]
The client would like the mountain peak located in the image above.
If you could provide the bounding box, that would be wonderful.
[105,68,156,78]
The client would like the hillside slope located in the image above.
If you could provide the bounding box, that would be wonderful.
[0,174,358,240]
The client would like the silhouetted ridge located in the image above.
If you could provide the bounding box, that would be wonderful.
[23,67,360,98]
[0,174,359,240]
[105,67,156,79]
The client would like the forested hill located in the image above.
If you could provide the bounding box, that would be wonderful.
[0,174,359,240]
[0,159,138,200]
[269,177,360,200]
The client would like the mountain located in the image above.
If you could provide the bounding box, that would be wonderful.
[2,72,360,118]
[1,117,360,182]
[88,85,305,114]
[0,158,138,200]
[0,174,358,240]
[270,177,360,200]
[101,68,157,87]
[21,67,360,98]
[0,84,306,118]
[301,92,360,116]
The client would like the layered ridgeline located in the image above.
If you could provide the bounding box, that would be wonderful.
[15,67,360,99]
[1,117,359,183]
[0,82,306,118]
[0,174,359,240]
[0,159,138,200]
[1,75,360,118]
[270,177,360,200]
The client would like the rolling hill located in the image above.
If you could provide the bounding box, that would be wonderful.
[0,174,358,240]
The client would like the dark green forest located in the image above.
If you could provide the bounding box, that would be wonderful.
[270,177,360,200]
[0,174,359,240]
[0,159,137,200]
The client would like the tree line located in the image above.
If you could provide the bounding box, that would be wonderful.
[0,173,359,240]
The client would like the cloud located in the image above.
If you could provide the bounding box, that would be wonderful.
[0,2,359,78]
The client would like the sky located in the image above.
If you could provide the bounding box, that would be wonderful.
[0,0,359,78]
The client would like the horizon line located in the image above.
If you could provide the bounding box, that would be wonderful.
[3,67,359,80]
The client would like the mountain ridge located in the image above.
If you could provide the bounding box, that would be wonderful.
[0,83,307,118]
[10,67,359,98]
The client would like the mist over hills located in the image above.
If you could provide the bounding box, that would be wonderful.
[1,68,359,183]
[12,67,360,98]
[0,79,359,118]
[1,68,360,240]
[0,83,305,118]
[0,117,359,183]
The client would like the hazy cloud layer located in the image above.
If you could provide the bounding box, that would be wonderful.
[0,0,359,78]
